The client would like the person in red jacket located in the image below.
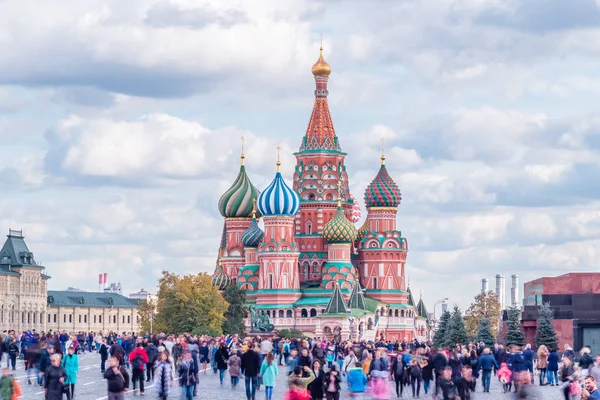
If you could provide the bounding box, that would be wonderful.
[128,342,149,396]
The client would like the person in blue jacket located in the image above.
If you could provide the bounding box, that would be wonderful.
[347,362,368,398]
[477,347,499,393]
[547,348,560,386]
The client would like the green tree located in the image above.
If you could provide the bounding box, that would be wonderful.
[533,302,558,350]
[136,298,166,334]
[445,305,468,347]
[464,291,501,339]
[221,284,248,336]
[276,329,306,339]
[476,317,496,347]
[505,306,525,348]
[154,271,229,335]
[433,310,451,348]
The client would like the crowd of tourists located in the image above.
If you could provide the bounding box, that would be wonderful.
[2,329,600,400]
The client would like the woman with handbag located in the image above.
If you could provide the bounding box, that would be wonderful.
[537,345,549,386]
[104,356,130,400]
[559,357,576,400]
[61,347,79,400]
[44,354,67,400]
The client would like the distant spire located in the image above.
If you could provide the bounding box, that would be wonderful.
[380,137,386,166]
[240,136,245,166]
[251,198,257,219]
[336,181,342,208]
[276,145,282,172]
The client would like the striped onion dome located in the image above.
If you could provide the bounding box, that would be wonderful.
[218,165,260,218]
[349,193,362,223]
[364,165,402,208]
[323,203,358,244]
[258,171,300,216]
[211,262,230,290]
[241,216,264,247]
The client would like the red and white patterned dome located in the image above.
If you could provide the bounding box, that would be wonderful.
[349,193,362,223]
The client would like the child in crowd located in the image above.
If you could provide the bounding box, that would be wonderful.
[347,362,368,399]
[284,378,310,400]
[498,362,513,393]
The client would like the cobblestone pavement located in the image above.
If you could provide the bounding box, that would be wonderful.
[8,352,565,399]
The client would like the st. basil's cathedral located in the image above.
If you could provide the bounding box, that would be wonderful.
[212,47,432,342]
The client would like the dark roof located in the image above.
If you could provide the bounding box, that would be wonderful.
[323,284,348,315]
[407,285,416,307]
[0,229,43,268]
[347,282,367,310]
[47,291,139,309]
[416,295,431,324]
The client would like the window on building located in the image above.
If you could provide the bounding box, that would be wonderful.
[269,275,273,289]
[310,309,317,317]
[301,309,308,318]
[94,315,96,323]
[84,315,87,323]
[286,310,292,318]
[54,314,57,323]
[113,315,116,324]
[48,314,51,323]
[99,315,102,323]
[69,314,72,323]
[127,315,130,324]
[22,313,24,324]
[79,315,81,323]
[373,278,378,289]
[63,314,66,323]
[278,310,284,318]
[136,316,139,323]
[122,315,125,323]
[33,313,36,324]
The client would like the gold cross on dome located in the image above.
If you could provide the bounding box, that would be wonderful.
[276,145,282,171]
[380,137,386,165]
[240,136,245,166]
[320,33,324,50]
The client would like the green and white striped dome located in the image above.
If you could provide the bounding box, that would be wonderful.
[218,165,261,218]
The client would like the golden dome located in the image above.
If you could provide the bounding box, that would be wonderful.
[312,47,331,77]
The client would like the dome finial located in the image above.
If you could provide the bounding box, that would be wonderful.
[312,37,331,77]
[337,181,342,208]
[251,198,257,219]
[240,135,245,166]
[380,136,386,166]
[276,145,282,172]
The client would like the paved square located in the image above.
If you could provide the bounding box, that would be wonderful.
[8,352,564,399]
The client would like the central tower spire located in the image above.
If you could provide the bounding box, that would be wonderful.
[299,45,340,152]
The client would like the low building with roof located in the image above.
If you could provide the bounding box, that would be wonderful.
[0,229,50,332]
[47,290,140,333]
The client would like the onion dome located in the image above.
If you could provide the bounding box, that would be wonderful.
[241,200,264,248]
[323,199,358,244]
[364,164,402,208]
[356,218,369,240]
[258,158,300,216]
[349,193,362,223]
[218,148,260,218]
[312,47,331,77]
[211,259,230,290]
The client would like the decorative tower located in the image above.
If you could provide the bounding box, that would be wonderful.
[293,46,359,284]
[211,257,230,290]
[238,199,264,295]
[217,138,260,281]
[358,140,408,303]
[256,149,302,306]
[322,183,358,290]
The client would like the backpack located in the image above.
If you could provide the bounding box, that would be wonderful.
[132,354,144,370]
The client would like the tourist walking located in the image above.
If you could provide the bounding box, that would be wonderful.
[477,347,498,393]
[61,346,79,400]
[547,348,559,386]
[391,352,405,398]
[0,368,14,400]
[129,342,148,396]
[259,352,278,400]
[368,349,389,400]
[99,339,109,373]
[241,345,260,400]
[536,344,548,386]
[324,363,341,400]
[228,351,241,389]
[307,360,324,400]
[44,354,67,400]
[154,352,174,400]
[178,352,197,400]
[144,341,158,382]
[104,356,130,400]
[214,342,229,386]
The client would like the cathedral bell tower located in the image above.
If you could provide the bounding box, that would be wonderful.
[293,46,360,284]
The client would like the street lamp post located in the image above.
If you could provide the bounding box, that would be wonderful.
[149,312,153,335]
[433,298,449,328]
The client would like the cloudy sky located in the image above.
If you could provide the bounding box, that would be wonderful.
[2,0,600,311]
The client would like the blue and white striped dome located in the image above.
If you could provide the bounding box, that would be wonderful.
[258,172,300,216]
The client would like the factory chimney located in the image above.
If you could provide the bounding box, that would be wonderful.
[511,274,519,307]
[481,278,489,293]
[495,274,506,310]
[98,274,103,292]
